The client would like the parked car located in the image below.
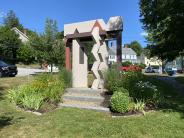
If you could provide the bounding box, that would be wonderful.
[145,66,160,73]
[145,66,155,73]
[0,60,18,77]
[165,67,177,76]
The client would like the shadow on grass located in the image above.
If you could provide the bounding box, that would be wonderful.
[0,86,6,100]
[0,116,13,129]
[158,97,184,119]
[145,75,184,119]
[0,114,25,129]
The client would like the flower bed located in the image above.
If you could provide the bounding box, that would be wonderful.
[7,69,72,113]
[105,66,162,116]
[120,65,142,72]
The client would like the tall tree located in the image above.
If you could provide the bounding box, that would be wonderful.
[3,10,23,30]
[0,26,22,63]
[139,0,184,61]
[30,18,65,72]
[128,41,143,56]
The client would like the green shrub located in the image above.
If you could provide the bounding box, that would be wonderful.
[122,71,143,93]
[7,86,23,104]
[114,87,129,95]
[133,81,160,103]
[133,100,146,115]
[110,92,130,113]
[44,81,65,103]
[7,85,43,110]
[21,93,43,110]
[122,61,132,67]
[104,68,123,94]
[7,73,66,111]
[138,63,146,69]
[59,68,72,88]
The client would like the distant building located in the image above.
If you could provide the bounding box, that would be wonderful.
[122,48,137,63]
[108,47,137,64]
[138,55,162,67]
[11,27,29,43]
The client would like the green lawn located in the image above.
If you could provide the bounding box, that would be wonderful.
[175,76,184,85]
[0,76,184,138]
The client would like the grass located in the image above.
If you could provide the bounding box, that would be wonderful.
[175,76,184,85]
[0,76,184,137]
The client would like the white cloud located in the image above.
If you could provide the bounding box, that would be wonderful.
[140,32,148,37]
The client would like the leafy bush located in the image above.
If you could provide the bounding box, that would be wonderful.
[114,87,129,95]
[7,85,42,110]
[17,43,35,64]
[133,81,160,103]
[122,61,132,67]
[7,86,23,104]
[122,71,143,93]
[43,81,65,103]
[59,68,72,88]
[104,68,123,94]
[110,92,130,113]
[138,63,146,69]
[7,73,66,111]
[133,100,146,115]
[21,93,43,110]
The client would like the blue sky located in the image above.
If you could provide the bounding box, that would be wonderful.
[0,0,147,47]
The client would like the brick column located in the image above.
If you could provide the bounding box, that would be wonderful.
[65,39,72,70]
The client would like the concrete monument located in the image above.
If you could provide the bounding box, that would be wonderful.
[64,16,123,89]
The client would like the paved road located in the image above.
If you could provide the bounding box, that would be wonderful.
[17,68,47,76]
[157,76,184,94]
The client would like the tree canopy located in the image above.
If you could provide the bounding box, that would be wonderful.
[3,10,24,31]
[128,41,143,56]
[30,18,65,71]
[0,26,22,63]
[139,0,184,61]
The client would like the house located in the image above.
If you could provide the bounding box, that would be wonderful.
[11,27,29,43]
[137,54,162,67]
[108,47,137,64]
[122,48,137,63]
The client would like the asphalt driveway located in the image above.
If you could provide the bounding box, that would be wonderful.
[17,68,47,76]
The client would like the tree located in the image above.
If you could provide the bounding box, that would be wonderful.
[0,26,22,63]
[30,18,65,72]
[128,41,143,56]
[139,0,184,61]
[17,43,35,64]
[3,10,23,31]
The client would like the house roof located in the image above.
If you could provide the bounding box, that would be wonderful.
[108,47,137,55]
[11,27,29,41]
[122,48,136,55]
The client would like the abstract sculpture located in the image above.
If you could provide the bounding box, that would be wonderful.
[64,16,123,89]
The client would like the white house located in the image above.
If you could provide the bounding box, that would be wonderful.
[108,47,137,64]
[122,48,137,63]
[11,27,29,43]
[137,54,162,67]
